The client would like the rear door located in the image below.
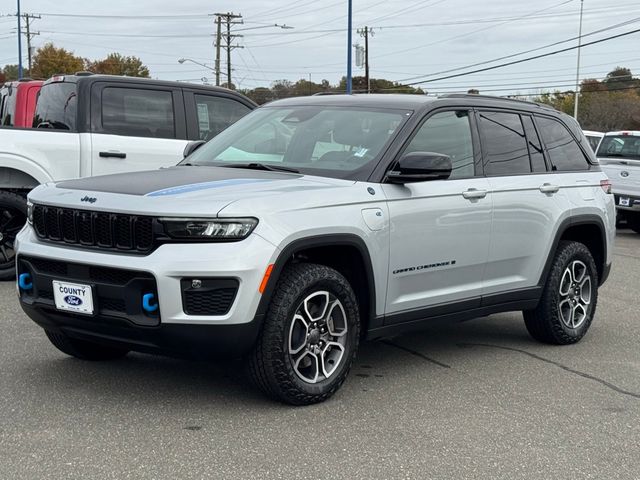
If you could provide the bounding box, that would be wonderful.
[479,110,571,297]
[89,82,188,177]
[183,90,253,141]
[382,109,492,318]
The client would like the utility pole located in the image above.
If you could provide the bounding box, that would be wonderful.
[214,12,243,89]
[357,26,373,93]
[17,0,22,79]
[22,13,40,73]
[573,0,584,120]
[346,0,353,94]
[214,16,222,86]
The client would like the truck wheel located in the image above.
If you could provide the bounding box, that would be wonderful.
[523,241,598,345]
[45,331,129,360]
[627,212,640,234]
[0,191,27,281]
[248,263,360,405]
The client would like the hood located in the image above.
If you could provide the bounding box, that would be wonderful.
[30,166,355,217]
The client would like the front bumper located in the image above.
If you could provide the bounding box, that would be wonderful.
[15,226,279,357]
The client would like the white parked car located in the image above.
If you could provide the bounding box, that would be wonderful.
[583,130,604,153]
[596,131,640,233]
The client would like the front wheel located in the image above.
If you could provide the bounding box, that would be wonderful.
[248,263,360,405]
[0,191,27,280]
[523,241,598,344]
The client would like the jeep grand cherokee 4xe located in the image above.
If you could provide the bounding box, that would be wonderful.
[16,94,615,405]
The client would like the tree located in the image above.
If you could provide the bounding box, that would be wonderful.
[31,43,85,79]
[87,53,149,77]
[1,65,20,81]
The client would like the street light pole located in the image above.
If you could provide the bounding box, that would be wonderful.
[573,0,584,120]
[17,0,23,79]
[346,0,353,94]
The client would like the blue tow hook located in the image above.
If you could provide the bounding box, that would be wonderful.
[142,293,158,313]
[18,273,33,291]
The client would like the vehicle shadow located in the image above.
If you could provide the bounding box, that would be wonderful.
[23,313,534,409]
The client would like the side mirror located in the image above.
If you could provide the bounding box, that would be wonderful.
[183,140,206,158]
[386,152,452,183]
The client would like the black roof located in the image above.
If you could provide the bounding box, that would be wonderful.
[42,73,252,99]
[266,93,557,114]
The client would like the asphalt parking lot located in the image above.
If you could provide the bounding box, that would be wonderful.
[1,231,639,480]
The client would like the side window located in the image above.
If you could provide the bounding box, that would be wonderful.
[478,111,530,176]
[535,116,590,171]
[522,115,547,172]
[403,110,475,179]
[101,87,175,139]
[194,94,251,140]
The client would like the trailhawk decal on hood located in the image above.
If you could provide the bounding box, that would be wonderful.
[146,178,273,197]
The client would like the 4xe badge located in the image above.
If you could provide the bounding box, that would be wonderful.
[80,196,97,203]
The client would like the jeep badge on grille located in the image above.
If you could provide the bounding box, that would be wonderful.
[81,196,97,203]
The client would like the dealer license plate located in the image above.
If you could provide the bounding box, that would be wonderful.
[52,281,94,315]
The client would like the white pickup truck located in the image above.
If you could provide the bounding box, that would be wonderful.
[0,73,255,278]
[596,130,640,233]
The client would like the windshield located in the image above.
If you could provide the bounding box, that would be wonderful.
[1,85,16,126]
[596,135,640,160]
[183,105,411,180]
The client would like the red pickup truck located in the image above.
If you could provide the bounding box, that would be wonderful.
[0,79,43,128]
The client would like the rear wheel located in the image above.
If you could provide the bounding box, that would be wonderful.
[45,331,129,360]
[523,241,598,344]
[248,263,360,405]
[0,191,27,280]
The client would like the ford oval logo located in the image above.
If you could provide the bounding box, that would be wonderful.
[64,295,83,306]
[621,171,630,178]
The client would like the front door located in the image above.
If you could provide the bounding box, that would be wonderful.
[382,109,492,319]
[90,83,188,177]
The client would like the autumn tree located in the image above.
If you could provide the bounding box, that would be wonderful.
[87,53,149,77]
[31,43,85,79]
[1,65,20,81]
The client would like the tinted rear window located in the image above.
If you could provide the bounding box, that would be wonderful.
[32,82,77,131]
[536,116,590,171]
[596,135,640,161]
[1,86,17,126]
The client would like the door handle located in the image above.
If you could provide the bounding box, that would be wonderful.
[462,188,488,200]
[539,183,560,194]
[99,151,127,159]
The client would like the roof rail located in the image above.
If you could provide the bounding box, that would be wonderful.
[75,71,95,76]
[438,93,554,109]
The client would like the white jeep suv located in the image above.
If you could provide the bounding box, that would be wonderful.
[16,94,615,404]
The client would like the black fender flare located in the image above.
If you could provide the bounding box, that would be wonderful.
[538,214,608,287]
[255,234,377,328]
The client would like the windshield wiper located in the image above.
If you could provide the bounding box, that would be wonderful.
[223,163,299,173]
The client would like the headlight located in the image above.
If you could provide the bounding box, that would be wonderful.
[161,218,258,241]
[26,202,34,225]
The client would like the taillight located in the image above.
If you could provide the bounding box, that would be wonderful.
[600,179,612,194]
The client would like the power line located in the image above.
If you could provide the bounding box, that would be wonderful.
[393,16,640,83]
[372,0,575,61]
[400,26,640,87]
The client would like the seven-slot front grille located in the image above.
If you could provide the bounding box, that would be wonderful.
[32,205,155,253]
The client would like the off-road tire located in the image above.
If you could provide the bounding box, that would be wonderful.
[45,331,129,360]
[0,190,27,281]
[248,263,360,405]
[523,240,599,345]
